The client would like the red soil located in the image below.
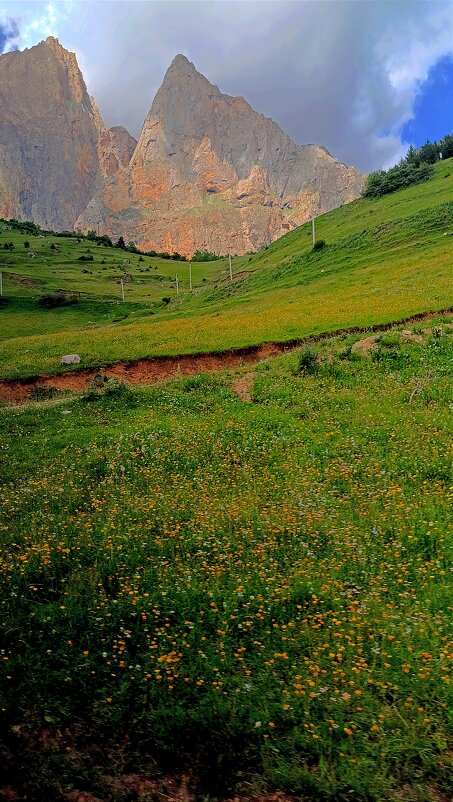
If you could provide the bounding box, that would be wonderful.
[0,308,450,404]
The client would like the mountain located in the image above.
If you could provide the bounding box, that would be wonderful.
[0,40,364,253]
[78,54,365,255]
[0,37,136,230]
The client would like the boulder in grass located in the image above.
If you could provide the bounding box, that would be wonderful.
[61,354,81,365]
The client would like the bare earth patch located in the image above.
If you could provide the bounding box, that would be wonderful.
[351,334,380,355]
[232,371,255,402]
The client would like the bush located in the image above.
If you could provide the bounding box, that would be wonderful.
[78,254,93,262]
[191,250,223,262]
[312,239,326,252]
[80,377,135,404]
[29,385,60,401]
[103,379,134,400]
[38,292,78,309]
[23,241,30,249]
[296,348,319,375]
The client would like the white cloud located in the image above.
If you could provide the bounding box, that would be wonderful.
[1,0,452,171]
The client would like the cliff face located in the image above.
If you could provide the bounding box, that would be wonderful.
[0,40,364,253]
[78,54,365,255]
[0,37,136,231]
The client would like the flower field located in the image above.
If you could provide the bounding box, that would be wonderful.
[1,325,452,800]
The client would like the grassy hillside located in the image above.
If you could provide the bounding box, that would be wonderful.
[1,324,451,800]
[0,159,452,379]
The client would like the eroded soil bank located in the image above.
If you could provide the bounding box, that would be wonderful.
[0,307,451,403]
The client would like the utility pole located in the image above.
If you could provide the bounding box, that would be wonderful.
[312,217,316,246]
[175,274,179,296]
[120,278,125,302]
[189,262,192,291]
[229,254,233,282]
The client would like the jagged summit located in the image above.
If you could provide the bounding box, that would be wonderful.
[0,38,365,254]
[167,53,196,72]
[0,38,135,228]
[78,53,365,255]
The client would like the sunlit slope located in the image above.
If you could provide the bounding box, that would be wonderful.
[0,232,225,339]
[0,159,452,379]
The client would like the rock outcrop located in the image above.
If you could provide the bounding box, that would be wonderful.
[78,54,365,255]
[0,37,135,230]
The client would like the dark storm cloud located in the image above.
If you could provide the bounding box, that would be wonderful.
[0,18,19,53]
[5,1,453,171]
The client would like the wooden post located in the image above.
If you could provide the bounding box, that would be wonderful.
[229,254,233,282]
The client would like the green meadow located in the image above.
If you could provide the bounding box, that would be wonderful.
[0,161,452,801]
[0,158,452,379]
[0,326,452,800]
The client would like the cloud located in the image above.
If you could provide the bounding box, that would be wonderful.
[1,0,452,171]
[0,16,19,53]
[20,2,62,47]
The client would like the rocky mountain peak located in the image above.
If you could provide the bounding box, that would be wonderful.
[167,53,197,74]
[1,40,365,254]
[0,38,136,229]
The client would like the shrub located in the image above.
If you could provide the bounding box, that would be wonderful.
[38,292,78,309]
[23,241,30,249]
[103,379,134,400]
[80,377,135,404]
[29,385,60,401]
[78,254,93,262]
[296,348,319,375]
[312,239,326,252]
[191,250,222,262]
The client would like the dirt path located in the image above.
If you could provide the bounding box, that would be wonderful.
[0,307,451,403]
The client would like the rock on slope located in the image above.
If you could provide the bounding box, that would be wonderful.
[78,54,365,255]
[0,37,136,230]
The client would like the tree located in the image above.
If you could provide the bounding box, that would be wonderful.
[440,134,453,160]
[418,140,439,165]
[115,236,126,250]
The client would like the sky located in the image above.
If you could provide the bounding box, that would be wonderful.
[0,0,452,172]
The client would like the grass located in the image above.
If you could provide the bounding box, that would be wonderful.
[0,323,452,800]
[0,159,452,379]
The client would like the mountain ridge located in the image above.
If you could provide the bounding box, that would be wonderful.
[0,38,365,254]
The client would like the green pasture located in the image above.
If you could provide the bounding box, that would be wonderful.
[0,326,452,800]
